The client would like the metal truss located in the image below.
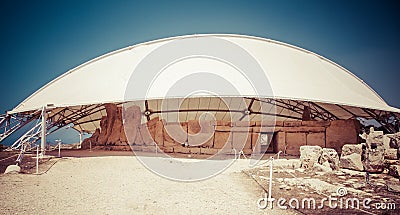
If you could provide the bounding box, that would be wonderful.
[0,111,41,143]
[251,98,339,121]
[362,108,400,133]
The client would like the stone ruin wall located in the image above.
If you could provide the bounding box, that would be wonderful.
[81,104,360,156]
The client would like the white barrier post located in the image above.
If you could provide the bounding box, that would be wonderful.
[268,157,274,209]
[58,141,61,157]
[36,146,39,174]
[89,140,92,152]
[277,151,282,160]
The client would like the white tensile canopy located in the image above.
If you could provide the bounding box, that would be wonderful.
[4,34,400,134]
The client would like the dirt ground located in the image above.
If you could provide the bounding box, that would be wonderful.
[0,150,295,215]
[1,149,399,214]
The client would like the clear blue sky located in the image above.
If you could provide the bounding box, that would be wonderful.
[0,0,399,115]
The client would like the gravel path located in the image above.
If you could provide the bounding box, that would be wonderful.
[0,156,293,214]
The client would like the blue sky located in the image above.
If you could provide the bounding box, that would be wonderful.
[0,0,399,114]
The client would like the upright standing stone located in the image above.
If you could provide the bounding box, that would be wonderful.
[362,128,385,173]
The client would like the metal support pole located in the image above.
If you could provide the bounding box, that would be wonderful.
[268,157,274,209]
[79,132,83,149]
[89,140,92,152]
[58,141,61,158]
[40,106,47,155]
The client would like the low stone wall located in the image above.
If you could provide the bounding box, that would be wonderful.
[82,104,360,156]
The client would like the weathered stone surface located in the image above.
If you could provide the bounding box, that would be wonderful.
[383,135,391,151]
[307,132,325,147]
[81,128,100,149]
[232,127,252,150]
[275,131,286,153]
[319,148,339,170]
[283,126,326,133]
[139,124,155,145]
[385,149,399,160]
[154,120,164,146]
[340,153,364,171]
[286,133,307,155]
[190,147,201,154]
[341,144,362,156]
[188,120,214,147]
[163,122,187,147]
[301,121,331,127]
[326,119,360,154]
[173,146,190,154]
[213,131,232,149]
[161,146,174,153]
[210,120,231,126]
[314,163,333,172]
[233,121,255,127]
[201,147,219,155]
[4,165,20,174]
[363,129,385,173]
[254,120,281,127]
[283,121,302,127]
[300,145,322,169]
[388,165,400,178]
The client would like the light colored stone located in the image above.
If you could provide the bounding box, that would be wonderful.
[340,153,364,171]
[314,163,332,172]
[383,135,391,150]
[300,145,322,169]
[363,129,385,173]
[4,165,21,174]
[319,148,339,170]
[341,144,362,156]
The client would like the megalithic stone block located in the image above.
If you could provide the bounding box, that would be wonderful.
[123,105,142,145]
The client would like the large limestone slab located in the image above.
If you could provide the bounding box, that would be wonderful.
[286,132,306,155]
[326,119,360,154]
[306,132,325,147]
[300,145,322,169]
[214,131,232,149]
[341,144,362,156]
[340,153,364,171]
[187,120,214,147]
[363,129,385,173]
[232,127,252,151]
[163,122,187,147]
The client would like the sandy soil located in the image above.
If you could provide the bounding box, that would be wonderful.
[0,153,295,215]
